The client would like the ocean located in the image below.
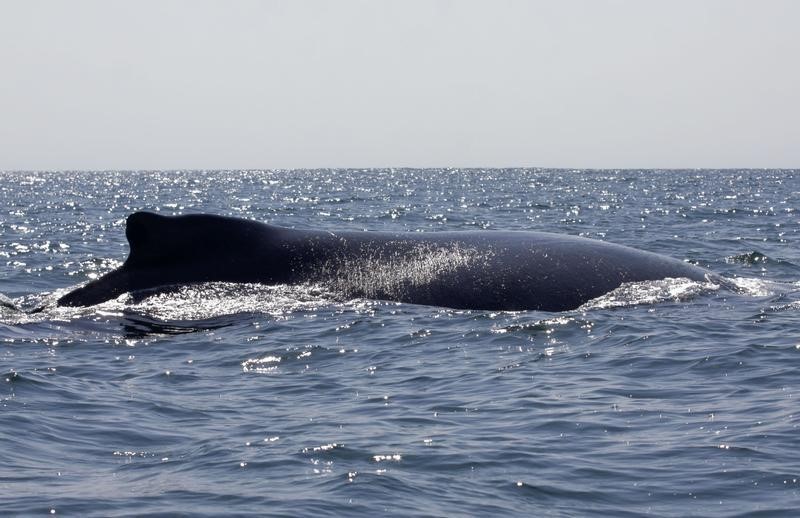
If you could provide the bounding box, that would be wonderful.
[1,169,799,516]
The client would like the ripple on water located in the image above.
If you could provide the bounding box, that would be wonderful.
[2,170,800,516]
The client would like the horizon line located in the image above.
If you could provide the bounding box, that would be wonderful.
[1,166,798,174]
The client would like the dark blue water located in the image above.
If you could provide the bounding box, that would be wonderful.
[1,169,799,516]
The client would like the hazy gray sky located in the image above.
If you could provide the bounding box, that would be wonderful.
[1,0,798,170]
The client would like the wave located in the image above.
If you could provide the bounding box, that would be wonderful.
[4,273,800,333]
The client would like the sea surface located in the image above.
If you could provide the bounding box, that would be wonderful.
[1,169,799,517]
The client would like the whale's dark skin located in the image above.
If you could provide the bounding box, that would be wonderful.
[56,212,719,311]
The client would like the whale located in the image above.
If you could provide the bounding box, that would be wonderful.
[56,211,720,311]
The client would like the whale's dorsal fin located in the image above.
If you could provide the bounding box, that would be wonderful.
[59,212,216,306]
[124,212,219,266]
[125,212,197,266]
[123,211,271,267]
[124,212,174,265]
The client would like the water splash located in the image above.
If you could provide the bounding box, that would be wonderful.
[726,276,797,297]
[123,283,339,321]
[580,277,720,310]
[725,251,770,265]
[316,241,491,301]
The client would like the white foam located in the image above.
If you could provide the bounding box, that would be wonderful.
[580,277,720,310]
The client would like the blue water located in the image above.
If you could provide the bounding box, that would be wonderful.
[1,169,799,516]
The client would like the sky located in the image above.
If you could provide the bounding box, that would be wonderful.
[0,0,798,170]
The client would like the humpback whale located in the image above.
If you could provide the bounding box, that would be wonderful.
[57,212,719,311]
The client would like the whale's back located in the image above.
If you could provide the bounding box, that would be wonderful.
[59,212,717,311]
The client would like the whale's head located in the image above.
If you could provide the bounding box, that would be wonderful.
[58,211,287,307]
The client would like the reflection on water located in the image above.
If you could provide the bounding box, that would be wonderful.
[2,169,800,516]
